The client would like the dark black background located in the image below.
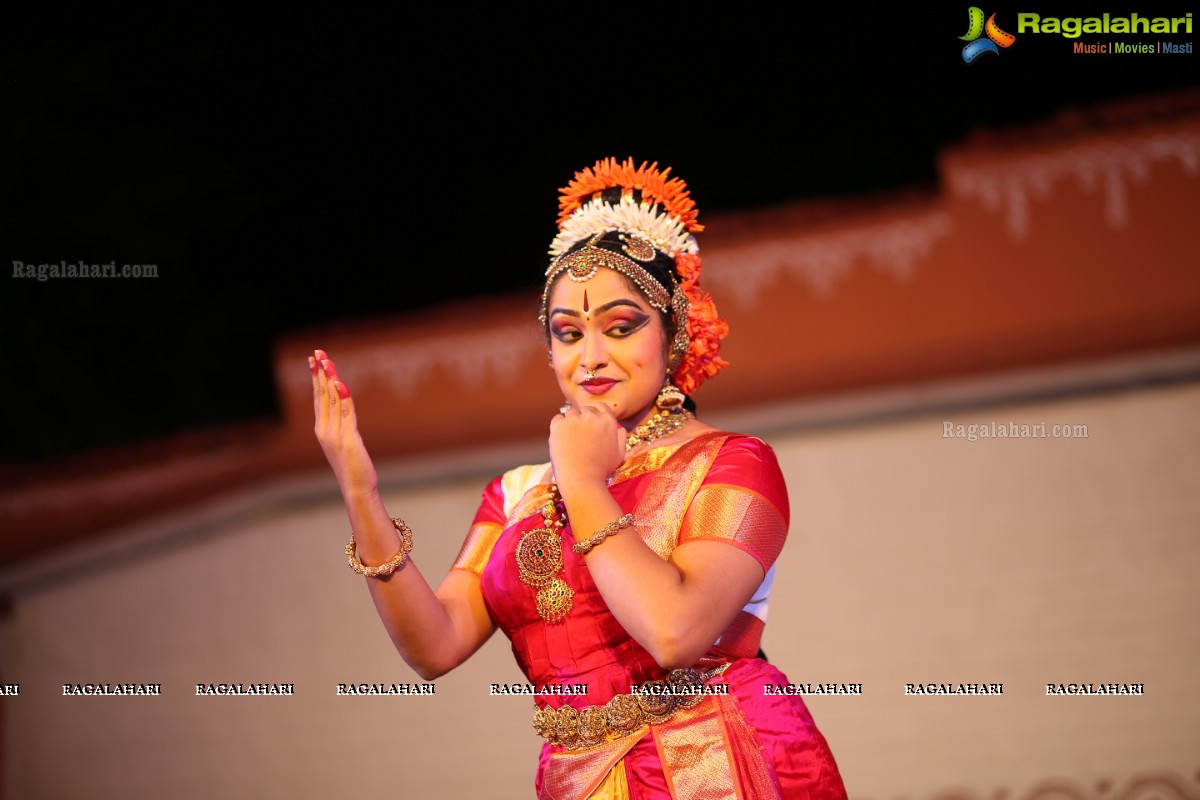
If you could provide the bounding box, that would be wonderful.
[3,5,1196,461]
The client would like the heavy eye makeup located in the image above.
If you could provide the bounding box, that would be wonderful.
[603,312,650,337]
[549,309,650,343]
[550,321,582,343]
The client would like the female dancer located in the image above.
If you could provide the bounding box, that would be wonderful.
[310,158,848,799]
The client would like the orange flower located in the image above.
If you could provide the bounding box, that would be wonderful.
[557,157,704,235]
[671,254,729,395]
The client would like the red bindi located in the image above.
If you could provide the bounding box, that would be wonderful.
[583,290,589,313]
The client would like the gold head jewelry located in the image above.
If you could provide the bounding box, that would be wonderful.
[539,232,691,369]
[539,158,729,396]
[539,232,670,323]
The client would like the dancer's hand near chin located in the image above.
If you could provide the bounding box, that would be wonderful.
[310,349,379,499]
[548,402,627,492]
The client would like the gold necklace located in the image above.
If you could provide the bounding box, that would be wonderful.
[625,407,694,450]
[515,405,694,623]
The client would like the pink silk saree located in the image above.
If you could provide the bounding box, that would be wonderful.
[453,431,848,800]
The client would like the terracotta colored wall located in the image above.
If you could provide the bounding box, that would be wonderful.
[2,98,1197,567]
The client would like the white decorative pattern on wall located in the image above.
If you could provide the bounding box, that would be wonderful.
[282,324,539,399]
[949,125,1200,239]
[705,210,954,306]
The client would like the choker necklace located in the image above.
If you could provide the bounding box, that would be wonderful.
[625,407,694,451]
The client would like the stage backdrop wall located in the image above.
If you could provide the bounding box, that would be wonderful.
[2,375,1197,800]
[4,90,1198,800]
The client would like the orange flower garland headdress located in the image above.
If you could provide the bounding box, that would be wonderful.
[541,158,728,395]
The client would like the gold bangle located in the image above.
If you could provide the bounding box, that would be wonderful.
[346,518,414,577]
[572,513,634,555]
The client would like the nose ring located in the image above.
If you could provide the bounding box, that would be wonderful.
[584,368,596,381]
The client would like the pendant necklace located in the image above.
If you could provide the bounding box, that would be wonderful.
[515,404,694,623]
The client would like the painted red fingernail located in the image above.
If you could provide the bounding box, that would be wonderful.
[314,349,328,360]
[320,359,338,378]
[335,381,350,399]
[308,356,318,375]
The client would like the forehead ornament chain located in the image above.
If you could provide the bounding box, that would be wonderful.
[539,233,671,325]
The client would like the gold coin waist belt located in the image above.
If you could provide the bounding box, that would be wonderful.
[532,663,732,750]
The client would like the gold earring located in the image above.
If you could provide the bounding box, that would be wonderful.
[656,383,686,410]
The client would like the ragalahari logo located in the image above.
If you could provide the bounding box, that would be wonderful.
[960,7,1017,62]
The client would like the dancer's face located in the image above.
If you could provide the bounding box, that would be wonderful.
[546,268,668,429]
